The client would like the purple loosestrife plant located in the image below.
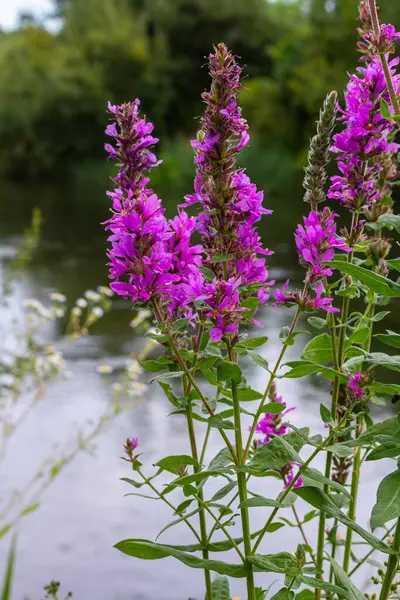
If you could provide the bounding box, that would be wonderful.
[112,11,400,600]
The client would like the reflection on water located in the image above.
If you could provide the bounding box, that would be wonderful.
[0,180,397,599]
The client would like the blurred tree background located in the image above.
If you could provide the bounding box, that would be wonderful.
[0,0,399,195]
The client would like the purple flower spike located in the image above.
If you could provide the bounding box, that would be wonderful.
[183,43,273,339]
[103,100,204,316]
[328,56,400,210]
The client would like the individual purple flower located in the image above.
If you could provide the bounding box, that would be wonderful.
[347,372,368,401]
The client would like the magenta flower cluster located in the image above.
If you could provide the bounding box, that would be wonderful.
[294,208,351,281]
[104,101,202,319]
[255,393,294,444]
[347,372,367,401]
[274,206,350,313]
[329,56,400,210]
[255,385,302,489]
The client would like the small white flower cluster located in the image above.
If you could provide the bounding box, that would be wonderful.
[69,286,113,336]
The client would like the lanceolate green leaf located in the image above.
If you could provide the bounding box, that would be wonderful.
[324,260,400,297]
[239,492,297,509]
[375,331,400,349]
[301,468,351,499]
[115,539,248,578]
[237,336,269,349]
[328,557,366,600]
[371,471,400,530]
[155,455,199,474]
[249,436,302,473]
[297,575,359,600]
[294,487,394,553]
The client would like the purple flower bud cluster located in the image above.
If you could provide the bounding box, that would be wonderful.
[328,56,400,210]
[275,207,350,313]
[255,392,294,444]
[347,372,368,401]
[255,382,303,489]
[123,437,139,462]
[364,23,400,54]
[104,101,203,317]
[182,43,274,339]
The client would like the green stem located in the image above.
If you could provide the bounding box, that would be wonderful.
[207,487,241,543]
[244,307,302,460]
[378,518,400,600]
[137,469,202,543]
[200,423,212,466]
[186,400,213,600]
[227,342,256,600]
[342,414,363,573]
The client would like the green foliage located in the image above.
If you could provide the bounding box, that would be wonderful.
[371,471,400,531]
[2,0,399,184]
[114,538,248,577]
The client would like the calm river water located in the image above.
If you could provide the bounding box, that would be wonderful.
[0,176,398,599]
